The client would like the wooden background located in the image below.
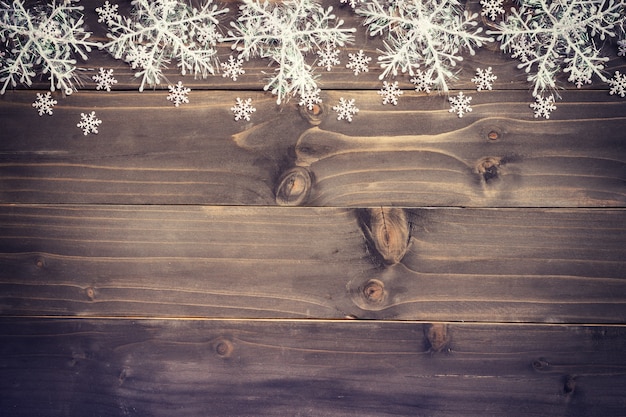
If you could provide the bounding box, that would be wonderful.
[1,0,625,415]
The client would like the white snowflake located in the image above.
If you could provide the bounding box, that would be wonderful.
[0,0,100,95]
[92,68,118,91]
[489,0,626,96]
[530,95,557,119]
[346,50,371,75]
[32,92,57,116]
[332,97,359,122]
[99,0,229,92]
[317,43,341,71]
[448,91,472,118]
[95,0,119,25]
[608,71,626,97]
[356,0,493,92]
[221,55,245,81]
[618,39,626,57]
[472,67,497,91]
[410,69,436,93]
[77,111,102,135]
[167,81,191,107]
[378,80,403,105]
[340,0,361,9]
[221,0,356,104]
[480,0,505,21]
[231,97,256,121]
[299,86,322,110]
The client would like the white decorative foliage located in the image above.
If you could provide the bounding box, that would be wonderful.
[0,0,100,95]
[221,55,245,81]
[472,67,497,91]
[167,81,190,107]
[448,91,472,117]
[480,0,505,21]
[299,86,322,109]
[32,92,57,116]
[93,68,118,91]
[231,97,256,121]
[346,49,371,75]
[355,0,493,92]
[530,94,557,118]
[489,0,626,97]
[98,0,229,92]
[222,0,356,104]
[77,111,102,135]
[317,43,341,71]
[378,80,403,105]
[332,97,359,121]
[608,70,626,97]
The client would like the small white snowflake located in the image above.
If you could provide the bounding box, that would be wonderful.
[95,1,119,25]
[378,81,403,105]
[167,81,190,107]
[92,68,118,92]
[221,55,245,81]
[231,97,256,121]
[480,0,505,21]
[448,92,472,118]
[317,43,341,71]
[332,97,359,122]
[618,39,626,57]
[608,71,626,97]
[346,50,371,76]
[77,111,102,135]
[32,92,57,116]
[530,95,557,119]
[299,87,322,110]
[472,67,497,91]
[410,69,436,93]
[340,0,361,9]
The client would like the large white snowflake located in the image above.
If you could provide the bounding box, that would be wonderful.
[0,0,100,95]
[489,0,626,97]
[222,0,356,104]
[378,80,403,105]
[77,111,102,135]
[332,97,359,122]
[355,0,493,92]
[480,0,505,21]
[346,49,371,75]
[221,55,245,81]
[32,92,57,116]
[231,97,256,121]
[167,81,190,106]
[608,70,626,97]
[448,91,472,117]
[472,67,497,91]
[317,42,341,71]
[93,67,118,91]
[98,0,229,92]
[530,94,557,119]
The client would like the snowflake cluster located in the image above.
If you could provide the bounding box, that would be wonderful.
[97,0,229,92]
[222,0,356,104]
[0,0,100,95]
[489,0,626,96]
[355,0,493,92]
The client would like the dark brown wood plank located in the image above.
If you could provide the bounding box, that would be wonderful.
[1,205,624,322]
[1,318,626,417]
[2,90,625,206]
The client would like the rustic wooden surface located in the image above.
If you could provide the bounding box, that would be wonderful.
[1,0,625,415]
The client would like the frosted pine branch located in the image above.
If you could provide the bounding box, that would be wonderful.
[355,0,493,92]
[99,0,229,92]
[222,0,356,104]
[489,0,626,97]
[0,0,101,95]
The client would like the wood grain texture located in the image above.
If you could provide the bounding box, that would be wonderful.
[2,90,625,206]
[1,205,624,322]
[1,318,626,417]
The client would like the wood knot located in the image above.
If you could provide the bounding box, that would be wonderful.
[362,279,385,304]
[298,102,324,125]
[35,258,45,269]
[425,323,449,353]
[214,338,234,358]
[85,287,96,301]
[563,375,576,394]
[360,208,410,265]
[275,166,312,206]
[476,157,501,183]
[532,358,550,371]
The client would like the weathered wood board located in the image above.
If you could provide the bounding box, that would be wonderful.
[1,318,626,417]
[1,205,624,322]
